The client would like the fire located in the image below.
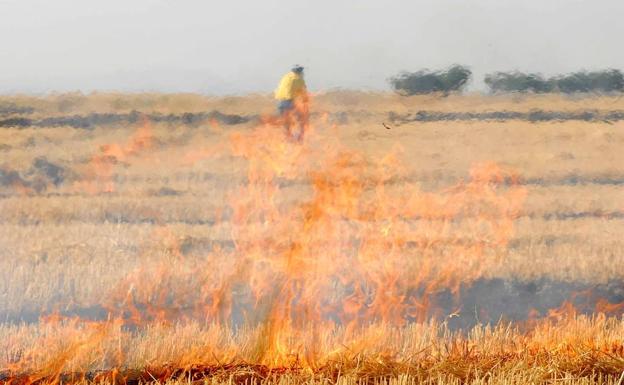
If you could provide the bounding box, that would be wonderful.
[4,96,624,384]
[2,317,125,385]
[101,96,528,362]
[72,117,154,194]
[260,95,311,143]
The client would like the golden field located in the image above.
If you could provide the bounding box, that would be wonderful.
[0,91,624,384]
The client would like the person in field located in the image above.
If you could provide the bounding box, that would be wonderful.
[275,65,308,142]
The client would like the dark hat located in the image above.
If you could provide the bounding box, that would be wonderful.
[292,65,304,73]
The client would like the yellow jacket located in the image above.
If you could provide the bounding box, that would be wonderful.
[274,71,307,100]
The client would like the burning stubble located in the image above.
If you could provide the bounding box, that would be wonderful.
[1,93,624,384]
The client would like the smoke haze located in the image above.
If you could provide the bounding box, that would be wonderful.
[1,0,623,94]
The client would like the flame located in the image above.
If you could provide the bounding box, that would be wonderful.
[3,317,125,385]
[73,117,154,194]
[5,96,624,383]
[98,96,530,366]
[596,299,624,316]
[260,95,311,143]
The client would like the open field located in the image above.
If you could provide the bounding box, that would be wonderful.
[1,92,624,384]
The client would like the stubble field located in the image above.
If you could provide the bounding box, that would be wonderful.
[1,91,624,384]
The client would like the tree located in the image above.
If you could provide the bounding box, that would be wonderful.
[389,65,472,96]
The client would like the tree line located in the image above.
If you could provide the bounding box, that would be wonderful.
[389,66,624,95]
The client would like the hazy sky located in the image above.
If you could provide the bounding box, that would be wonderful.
[1,0,623,94]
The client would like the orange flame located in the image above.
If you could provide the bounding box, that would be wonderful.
[10,96,624,383]
[73,117,154,194]
[97,96,531,366]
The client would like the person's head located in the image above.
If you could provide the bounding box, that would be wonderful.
[292,65,304,75]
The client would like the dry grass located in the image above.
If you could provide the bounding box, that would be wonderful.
[2,318,624,384]
[1,92,624,384]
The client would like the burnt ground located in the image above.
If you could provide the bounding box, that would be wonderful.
[3,278,623,330]
[0,157,66,193]
[0,103,34,117]
[388,110,624,124]
[0,110,252,129]
[3,109,624,129]
[440,278,624,330]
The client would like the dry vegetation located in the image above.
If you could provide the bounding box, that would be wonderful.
[1,91,624,384]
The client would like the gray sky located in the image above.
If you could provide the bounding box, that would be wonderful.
[1,0,623,94]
